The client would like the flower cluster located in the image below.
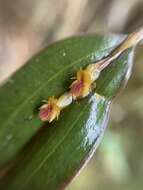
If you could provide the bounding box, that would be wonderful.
[39,28,143,122]
[39,64,100,122]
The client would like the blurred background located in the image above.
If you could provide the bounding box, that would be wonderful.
[0,0,143,189]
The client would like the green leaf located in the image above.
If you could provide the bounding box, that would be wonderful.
[0,34,125,167]
[1,94,110,190]
[0,51,133,190]
[0,33,134,189]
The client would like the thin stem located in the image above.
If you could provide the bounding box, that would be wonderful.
[96,27,143,71]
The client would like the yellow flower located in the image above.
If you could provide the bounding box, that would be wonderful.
[70,69,93,99]
[39,97,61,122]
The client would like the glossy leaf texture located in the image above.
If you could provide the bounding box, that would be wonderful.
[0,34,126,167]
[0,34,134,189]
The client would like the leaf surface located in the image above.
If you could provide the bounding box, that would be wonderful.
[0,34,125,166]
[0,34,134,189]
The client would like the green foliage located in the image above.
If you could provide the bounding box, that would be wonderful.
[0,34,134,189]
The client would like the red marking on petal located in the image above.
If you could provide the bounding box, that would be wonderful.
[71,80,83,97]
[39,105,53,121]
